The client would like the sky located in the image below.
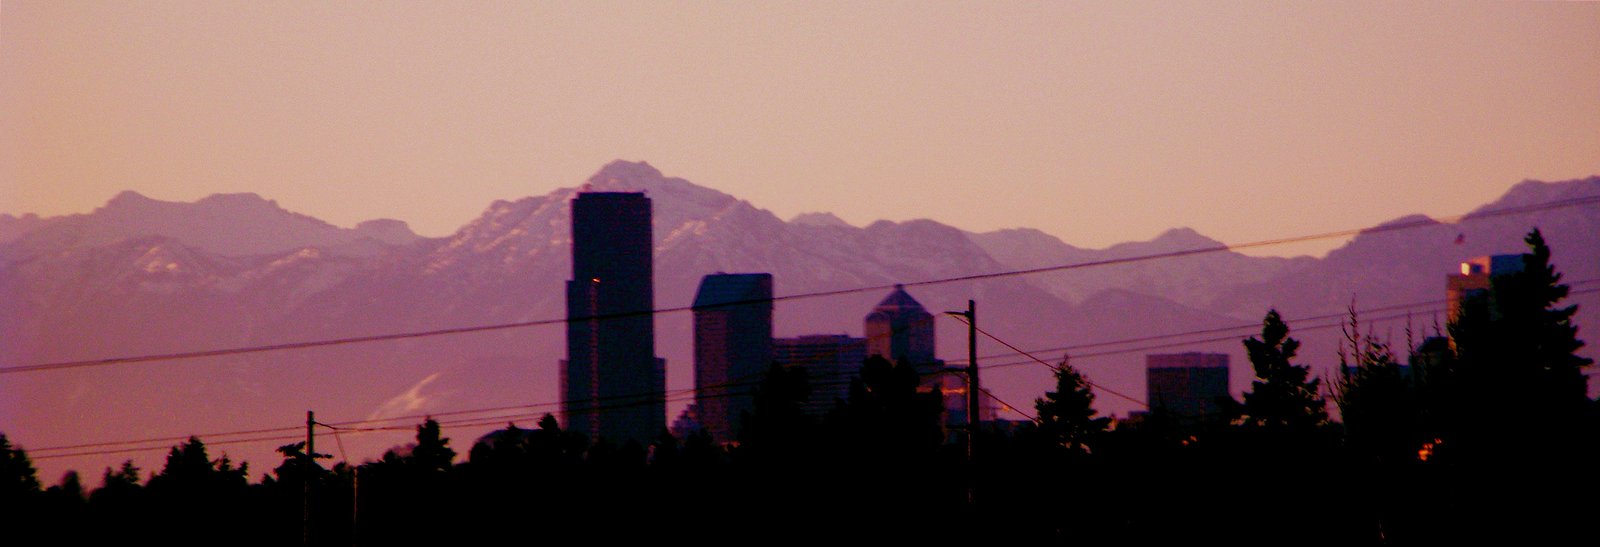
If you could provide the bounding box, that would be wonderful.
[3,1,1598,257]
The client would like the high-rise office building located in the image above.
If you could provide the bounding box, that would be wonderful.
[1446,254,1524,323]
[775,334,868,419]
[692,273,774,443]
[1146,352,1230,425]
[560,192,665,445]
[862,285,994,431]
[864,284,936,370]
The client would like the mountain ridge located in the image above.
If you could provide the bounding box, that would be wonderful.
[4,162,1597,487]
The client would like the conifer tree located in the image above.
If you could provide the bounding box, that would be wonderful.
[1033,356,1110,454]
[0,433,43,531]
[0,433,41,499]
[1443,228,1593,461]
[1238,310,1329,431]
[408,418,456,472]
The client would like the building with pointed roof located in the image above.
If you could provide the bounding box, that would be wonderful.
[864,284,936,369]
[862,285,994,435]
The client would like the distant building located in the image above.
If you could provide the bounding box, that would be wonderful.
[775,334,868,419]
[560,192,665,446]
[1146,352,1230,426]
[692,273,775,443]
[1446,254,1524,324]
[669,404,702,441]
[864,284,937,370]
[862,285,994,434]
[926,362,996,431]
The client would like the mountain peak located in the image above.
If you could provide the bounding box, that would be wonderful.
[197,192,277,208]
[789,212,853,228]
[1368,214,1438,231]
[355,219,421,245]
[107,190,157,206]
[586,160,665,191]
[1151,227,1222,248]
[1484,176,1600,212]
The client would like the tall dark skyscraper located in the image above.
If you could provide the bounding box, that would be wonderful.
[561,192,665,445]
[691,272,774,443]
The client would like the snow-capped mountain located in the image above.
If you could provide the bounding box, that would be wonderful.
[3,163,1595,486]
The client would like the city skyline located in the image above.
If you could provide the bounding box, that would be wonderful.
[3,2,1598,514]
[2,161,1595,507]
[5,2,1597,258]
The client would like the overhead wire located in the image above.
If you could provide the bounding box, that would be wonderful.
[968,285,1599,374]
[943,313,1149,407]
[17,194,1600,462]
[28,284,1599,461]
[26,310,931,459]
[977,387,1039,423]
[5,192,1596,375]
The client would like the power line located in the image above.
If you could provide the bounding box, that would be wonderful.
[27,285,1598,461]
[26,359,876,458]
[945,313,1150,408]
[977,387,1038,423]
[971,286,1599,374]
[18,195,1600,463]
[950,279,1599,367]
[26,280,1600,456]
[6,192,1595,375]
[27,308,941,459]
[29,375,867,461]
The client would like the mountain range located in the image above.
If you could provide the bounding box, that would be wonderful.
[4,160,1597,483]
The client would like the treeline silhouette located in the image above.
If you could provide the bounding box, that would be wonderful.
[3,228,1595,545]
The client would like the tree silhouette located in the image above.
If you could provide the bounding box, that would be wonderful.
[140,437,251,542]
[269,441,331,485]
[1332,305,1424,465]
[83,461,146,544]
[408,418,456,472]
[1,433,44,542]
[836,355,945,464]
[1473,229,1590,408]
[1238,310,1328,431]
[1427,228,1597,543]
[1033,356,1110,455]
[91,461,142,502]
[362,419,459,545]
[1443,229,1594,462]
[146,437,249,493]
[736,363,816,465]
[0,433,40,501]
[38,470,87,534]
[1226,310,1346,544]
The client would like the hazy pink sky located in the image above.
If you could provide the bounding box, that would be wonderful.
[4,1,1597,256]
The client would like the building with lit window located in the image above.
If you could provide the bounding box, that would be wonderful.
[1446,254,1524,323]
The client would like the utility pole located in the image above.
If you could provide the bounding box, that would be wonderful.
[964,300,978,465]
[304,410,314,547]
[944,300,978,505]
